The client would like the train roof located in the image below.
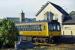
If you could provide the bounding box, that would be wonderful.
[15,21,48,26]
[15,20,60,25]
[16,20,59,23]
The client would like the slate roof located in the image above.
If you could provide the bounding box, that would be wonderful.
[63,16,75,25]
[36,1,69,16]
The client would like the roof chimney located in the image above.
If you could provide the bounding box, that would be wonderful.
[21,10,25,22]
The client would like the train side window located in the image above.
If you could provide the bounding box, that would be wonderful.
[18,26,19,30]
[16,25,43,31]
[39,25,42,31]
[16,26,19,30]
[19,26,21,31]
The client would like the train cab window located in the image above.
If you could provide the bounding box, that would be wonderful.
[52,24,60,31]
[57,25,60,30]
[48,21,60,31]
[53,25,56,30]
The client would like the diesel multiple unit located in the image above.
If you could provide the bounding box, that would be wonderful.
[15,20,61,44]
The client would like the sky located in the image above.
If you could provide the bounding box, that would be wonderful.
[0,0,75,18]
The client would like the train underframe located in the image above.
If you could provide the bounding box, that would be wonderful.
[19,35,75,45]
[20,36,61,45]
[32,36,61,44]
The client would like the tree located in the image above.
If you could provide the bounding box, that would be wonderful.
[0,19,19,48]
[69,11,75,17]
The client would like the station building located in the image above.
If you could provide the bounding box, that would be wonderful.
[35,1,75,36]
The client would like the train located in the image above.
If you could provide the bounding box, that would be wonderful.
[15,20,61,44]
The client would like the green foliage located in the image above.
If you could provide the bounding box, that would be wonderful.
[69,11,75,16]
[0,19,19,48]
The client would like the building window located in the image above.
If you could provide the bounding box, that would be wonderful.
[47,12,54,21]
[64,27,71,29]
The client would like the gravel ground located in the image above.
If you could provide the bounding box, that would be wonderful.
[0,44,75,50]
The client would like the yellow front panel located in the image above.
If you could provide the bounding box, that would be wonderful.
[49,31,61,36]
[51,31,61,36]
